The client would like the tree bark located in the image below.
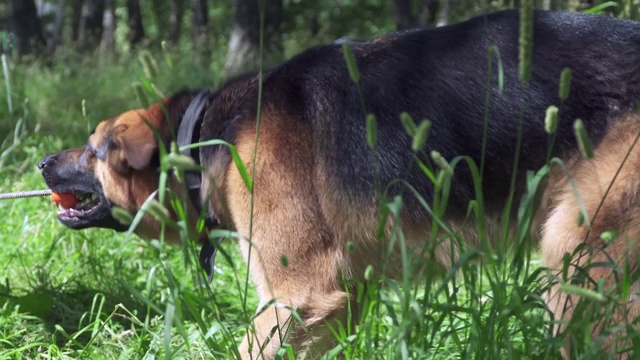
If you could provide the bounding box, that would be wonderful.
[149,0,169,43]
[224,0,283,75]
[394,0,417,30]
[192,0,210,61]
[192,0,208,33]
[99,0,116,58]
[168,1,185,44]
[419,0,440,28]
[126,0,145,46]
[70,0,83,42]
[436,0,450,26]
[46,0,67,53]
[8,0,45,56]
[77,0,105,51]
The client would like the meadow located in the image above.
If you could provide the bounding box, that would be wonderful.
[1,10,640,360]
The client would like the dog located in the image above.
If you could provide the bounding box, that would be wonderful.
[39,9,640,359]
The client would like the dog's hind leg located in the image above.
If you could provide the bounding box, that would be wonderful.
[541,113,640,358]
[226,117,352,359]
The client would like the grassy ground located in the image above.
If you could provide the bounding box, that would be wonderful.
[0,34,638,360]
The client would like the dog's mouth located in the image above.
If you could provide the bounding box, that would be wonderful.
[56,190,103,220]
[51,187,127,231]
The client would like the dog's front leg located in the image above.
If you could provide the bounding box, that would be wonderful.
[238,301,293,359]
[235,238,351,360]
[224,116,355,359]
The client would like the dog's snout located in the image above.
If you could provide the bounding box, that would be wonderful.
[38,154,57,170]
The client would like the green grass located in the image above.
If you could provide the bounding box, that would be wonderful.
[1,32,640,360]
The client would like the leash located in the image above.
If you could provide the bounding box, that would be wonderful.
[0,189,52,200]
[176,90,222,283]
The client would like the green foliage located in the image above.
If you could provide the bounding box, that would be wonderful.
[284,0,395,50]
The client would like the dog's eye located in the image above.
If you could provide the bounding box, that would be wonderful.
[86,140,96,152]
[86,143,107,161]
[85,146,98,159]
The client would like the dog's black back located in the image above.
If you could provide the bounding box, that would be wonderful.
[203,9,640,219]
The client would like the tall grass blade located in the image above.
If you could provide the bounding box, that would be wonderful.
[342,43,360,83]
[519,0,534,84]
[559,68,572,101]
[366,113,377,150]
[1,54,12,114]
[412,120,431,152]
[544,105,559,134]
[573,119,594,159]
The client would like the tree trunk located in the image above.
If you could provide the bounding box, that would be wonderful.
[436,0,450,26]
[46,0,67,53]
[126,0,145,46]
[77,0,105,51]
[8,0,45,56]
[149,0,169,43]
[192,0,210,61]
[394,0,417,30]
[70,0,83,42]
[419,0,440,28]
[192,0,208,34]
[224,0,283,76]
[99,0,116,58]
[168,0,185,44]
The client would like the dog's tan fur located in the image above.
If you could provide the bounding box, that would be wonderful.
[541,114,640,356]
[84,104,200,241]
[226,112,349,358]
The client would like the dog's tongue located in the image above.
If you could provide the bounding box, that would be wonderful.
[51,192,78,209]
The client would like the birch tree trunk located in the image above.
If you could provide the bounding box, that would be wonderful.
[223,0,283,76]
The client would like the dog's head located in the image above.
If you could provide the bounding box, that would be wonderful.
[39,102,171,236]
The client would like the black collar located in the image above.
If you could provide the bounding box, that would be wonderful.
[177,91,208,209]
[176,91,219,282]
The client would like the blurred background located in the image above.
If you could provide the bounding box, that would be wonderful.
[3,0,628,74]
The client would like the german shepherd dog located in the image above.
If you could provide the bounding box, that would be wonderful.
[39,9,640,358]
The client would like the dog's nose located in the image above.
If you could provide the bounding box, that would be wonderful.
[38,154,57,170]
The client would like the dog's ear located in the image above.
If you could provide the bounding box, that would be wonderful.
[115,103,166,170]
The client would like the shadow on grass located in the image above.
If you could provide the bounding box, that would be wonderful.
[0,282,151,347]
